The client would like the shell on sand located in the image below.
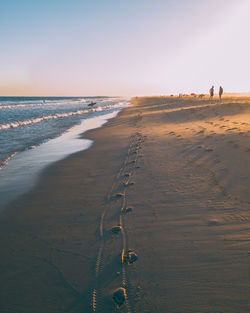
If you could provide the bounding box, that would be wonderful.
[113,287,126,307]
[111,225,122,233]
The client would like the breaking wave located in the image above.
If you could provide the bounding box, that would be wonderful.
[0,152,18,171]
[0,99,88,110]
[0,102,127,131]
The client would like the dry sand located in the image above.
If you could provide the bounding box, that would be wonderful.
[1,96,250,312]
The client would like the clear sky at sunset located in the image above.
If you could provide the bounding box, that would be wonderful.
[1,0,250,96]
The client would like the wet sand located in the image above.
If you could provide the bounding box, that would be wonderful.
[1,97,250,312]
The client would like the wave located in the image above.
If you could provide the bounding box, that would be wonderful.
[0,99,89,110]
[0,152,18,170]
[0,102,129,131]
[0,97,124,110]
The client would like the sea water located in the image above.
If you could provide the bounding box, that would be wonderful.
[0,96,130,209]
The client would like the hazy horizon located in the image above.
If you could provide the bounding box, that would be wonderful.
[1,0,250,96]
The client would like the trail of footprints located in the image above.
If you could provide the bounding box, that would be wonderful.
[92,132,145,313]
[168,128,250,227]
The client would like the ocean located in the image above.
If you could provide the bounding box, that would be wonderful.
[0,96,130,208]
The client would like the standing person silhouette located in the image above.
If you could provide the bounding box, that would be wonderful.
[219,86,223,100]
[209,86,214,100]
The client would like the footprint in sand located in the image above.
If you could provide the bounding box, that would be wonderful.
[114,193,124,199]
[111,226,122,234]
[205,148,213,152]
[123,181,135,187]
[124,249,138,264]
[197,130,205,134]
[123,207,133,213]
[113,287,126,307]
[208,219,220,226]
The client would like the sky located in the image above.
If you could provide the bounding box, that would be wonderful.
[0,0,250,96]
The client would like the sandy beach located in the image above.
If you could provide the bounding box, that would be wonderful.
[1,96,250,313]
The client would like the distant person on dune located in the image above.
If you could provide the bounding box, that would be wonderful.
[219,86,223,100]
[209,86,214,100]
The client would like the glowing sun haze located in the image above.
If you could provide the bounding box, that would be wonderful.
[1,0,250,96]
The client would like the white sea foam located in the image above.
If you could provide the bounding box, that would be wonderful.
[0,99,88,109]
[0,102,129,131]
[0,109,124,209]
[0,152,18,171]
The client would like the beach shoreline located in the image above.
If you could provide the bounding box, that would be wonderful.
[0,107,128,211]
[1,96,250,312]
